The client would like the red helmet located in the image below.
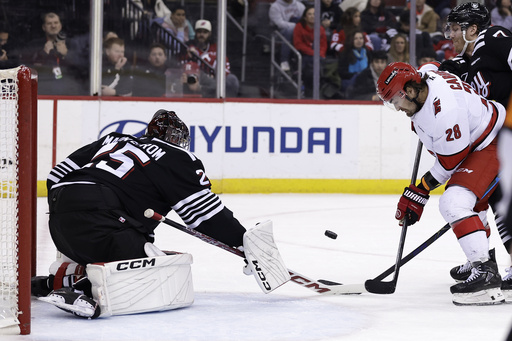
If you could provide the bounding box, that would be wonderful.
[376,62,421,103]
[146,110,190,149]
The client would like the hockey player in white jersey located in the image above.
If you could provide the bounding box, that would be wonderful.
[377,62,506,305]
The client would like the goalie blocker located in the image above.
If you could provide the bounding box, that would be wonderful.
[87,252,194,317]
[243,221,291,293]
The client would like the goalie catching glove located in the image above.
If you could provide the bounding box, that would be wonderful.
[396,185,430,226]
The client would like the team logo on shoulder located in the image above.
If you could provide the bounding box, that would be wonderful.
[433,98,441,115]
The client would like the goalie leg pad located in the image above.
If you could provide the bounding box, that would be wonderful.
[86,253,194,317]
[243,220,291,293]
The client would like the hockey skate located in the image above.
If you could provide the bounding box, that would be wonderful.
[31,275,54,297]
[38,287,101,319]
[450,259,504,306]
[450,248,495,282]
[502,266,512,302]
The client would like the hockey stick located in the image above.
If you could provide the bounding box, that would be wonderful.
[144,209,360,295]
[364,140,424,294]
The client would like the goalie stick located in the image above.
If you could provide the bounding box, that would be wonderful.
[144,209,360,295]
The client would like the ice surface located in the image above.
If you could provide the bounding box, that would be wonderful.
[8,194,512,340]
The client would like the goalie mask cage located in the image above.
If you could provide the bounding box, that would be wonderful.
[0,66,37,335]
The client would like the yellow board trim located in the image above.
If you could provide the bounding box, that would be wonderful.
[210,179,445,194]
[37,179,445,197]
[38,181,48,197]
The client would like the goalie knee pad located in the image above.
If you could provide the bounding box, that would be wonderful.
[48,260,86,290]
[32,253,86,297]
[86,253,194,317]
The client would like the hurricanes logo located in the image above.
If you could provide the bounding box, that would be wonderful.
[433,98,441,115]
[456,168,474,174]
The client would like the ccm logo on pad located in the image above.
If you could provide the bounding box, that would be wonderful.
[252,260,271,291]
[116,258,156,271]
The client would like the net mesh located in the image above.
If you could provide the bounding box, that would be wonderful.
[0,67,21,330]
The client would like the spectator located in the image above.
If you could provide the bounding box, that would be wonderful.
[26,12,86,95]
[338,29,370,92]
[180,61,216,98]
[161,4,195,43]
[321,0,343,41]
[417,48,437,66]
[104,31,119,41]
[340,0,368,13]
[412,0,441,34]
[346,49,387,100]
[0,27,8,63]
[269,0,306,72]
[133,43,172,97]
[491,0,512,31]
[185,20,239,97]
[293,6,328,98]
[387,33,409,63]
[102,37,133,96]
[388,10,437,63]
[0,24,20,69]
[433,37,456,61]
[360,0,397,50]
[427,0,451,21]
[330,7,373,55]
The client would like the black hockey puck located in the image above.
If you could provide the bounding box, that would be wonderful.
[324,230,337,239]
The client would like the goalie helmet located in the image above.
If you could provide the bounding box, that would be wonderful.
[376,62,421,105]
[446,2,490,32]
[146,110,190,149]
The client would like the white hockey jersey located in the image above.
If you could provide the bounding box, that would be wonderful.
[411,70,505,184]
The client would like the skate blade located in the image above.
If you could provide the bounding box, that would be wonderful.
[452,287,505,306]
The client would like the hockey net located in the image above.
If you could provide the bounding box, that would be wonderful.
[0,66,37,335]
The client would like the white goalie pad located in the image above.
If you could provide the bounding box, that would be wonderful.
[243,220,291,293]
[86,253,194,317]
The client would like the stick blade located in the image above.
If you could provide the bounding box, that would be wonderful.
[318,279,342,286]
[364,279,396,294]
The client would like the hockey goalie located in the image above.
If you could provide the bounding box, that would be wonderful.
[33,110,290,318]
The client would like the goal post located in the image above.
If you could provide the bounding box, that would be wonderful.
[0,66,38,335]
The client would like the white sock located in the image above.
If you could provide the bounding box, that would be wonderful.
[458,230,490,265]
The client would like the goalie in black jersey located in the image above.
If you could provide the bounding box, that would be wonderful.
[33,110,290,318]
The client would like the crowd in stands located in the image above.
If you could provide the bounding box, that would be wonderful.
[1,0,509,101]
[269,0,458,99]
[0,1,238,98]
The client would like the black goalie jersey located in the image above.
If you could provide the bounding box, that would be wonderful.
[47,132,245,245]
[444,26,512,107]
